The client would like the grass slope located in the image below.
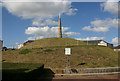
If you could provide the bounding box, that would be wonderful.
[3,63,44,80]
[22,38,87,49]
[3,38,118,69]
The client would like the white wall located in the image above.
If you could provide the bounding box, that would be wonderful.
[18,44,24,49]
[98,41,107,46]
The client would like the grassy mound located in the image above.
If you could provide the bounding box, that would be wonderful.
[22,38,87,49]
[3,38,118,69]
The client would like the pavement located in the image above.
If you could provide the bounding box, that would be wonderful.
[37,72,120,81]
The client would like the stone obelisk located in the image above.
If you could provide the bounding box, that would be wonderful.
[57,14,62,38]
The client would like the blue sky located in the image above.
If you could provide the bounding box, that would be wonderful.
[1,1,119,48]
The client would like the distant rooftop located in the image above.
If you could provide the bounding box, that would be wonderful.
[114,45,120,49]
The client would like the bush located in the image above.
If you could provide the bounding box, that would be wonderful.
[19,49,31,54]
[92,62,97,65]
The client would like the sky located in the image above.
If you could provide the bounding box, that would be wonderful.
[1,0,120,48]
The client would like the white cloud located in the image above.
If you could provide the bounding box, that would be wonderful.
[82,0,119,33]
[25,26,58,37]
[82,18,118,32]
[27,36,44,40]
[82,26,109,33]
[3,0,116,2]
[2,0,71,2]
[3,0,77,26]
[32,18,58,26]
[76,37,104,41]
[112,37,120,44]
[0,3,2,7]
[65,8,78,15]
[91,18,118,28]
[64,32,80,37]
[25,26,80,40]
[101,0,119,15]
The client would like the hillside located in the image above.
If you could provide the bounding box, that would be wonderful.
[22,38,87,49]
[3,38,118,69]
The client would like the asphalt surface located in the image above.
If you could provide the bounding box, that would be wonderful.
[38,74,120,81]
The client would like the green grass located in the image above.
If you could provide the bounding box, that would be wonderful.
[92,62,97,65]
[2,63,44,80]
[19,49,31,54]
[2,38,118,69]
[22,38,87,49]
[3,63,43,70]
[44,49,53,52]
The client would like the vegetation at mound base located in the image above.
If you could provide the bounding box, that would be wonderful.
[3,38,118,69]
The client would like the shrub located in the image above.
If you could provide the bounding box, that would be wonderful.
[92,62,97,65]
[19,49,31,54]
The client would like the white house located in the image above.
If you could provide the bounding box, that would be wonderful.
[114,45,120,51]
[18,40,34,49]
[82,40,113,49]
[18,44,24,49]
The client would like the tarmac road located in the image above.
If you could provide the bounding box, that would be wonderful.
[39,74,120,81]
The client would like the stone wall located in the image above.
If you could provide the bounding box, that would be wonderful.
[77,67,120,73]
[52,67,120,74]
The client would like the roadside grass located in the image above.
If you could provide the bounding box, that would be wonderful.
[2,63,44,80]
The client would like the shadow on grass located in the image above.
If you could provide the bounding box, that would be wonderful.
[2,68,55,81]
[38,68,55,81]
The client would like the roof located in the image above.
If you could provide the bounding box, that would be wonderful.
[23,40,34,45]
[24,40,34,44]
[82,40,113,45]
[114,45,120,49]
[81,40,106,43]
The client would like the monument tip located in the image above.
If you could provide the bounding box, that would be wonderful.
[59,13,61,18]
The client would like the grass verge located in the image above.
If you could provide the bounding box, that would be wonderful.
[2,63,44,81]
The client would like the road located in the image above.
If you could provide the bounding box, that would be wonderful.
[38,74,120,81]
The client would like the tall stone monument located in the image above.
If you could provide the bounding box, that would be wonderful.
[57,14,62,38]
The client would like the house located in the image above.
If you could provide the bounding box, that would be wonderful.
[113,45,120,51]
[82,40,113,49]
[18,44,24,49]
[18,40,34,49]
